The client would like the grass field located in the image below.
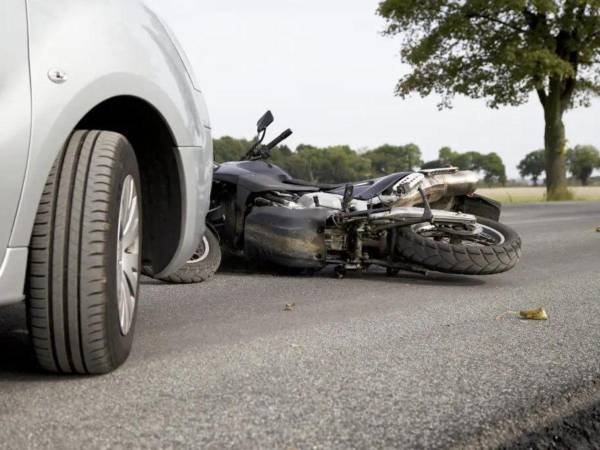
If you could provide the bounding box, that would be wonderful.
[476,187,600,204]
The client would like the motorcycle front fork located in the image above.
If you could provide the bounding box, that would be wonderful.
[332,228,430,279]
[332,189,433,279]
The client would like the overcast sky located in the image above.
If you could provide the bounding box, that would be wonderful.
[147,0,600,178]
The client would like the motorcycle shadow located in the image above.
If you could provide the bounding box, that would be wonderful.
[218,257,486,287]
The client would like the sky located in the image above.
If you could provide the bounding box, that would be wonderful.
[146,0,600,178]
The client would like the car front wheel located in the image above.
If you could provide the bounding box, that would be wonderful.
[27,130,142,374]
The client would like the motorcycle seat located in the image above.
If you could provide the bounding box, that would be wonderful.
[284,178,346,191]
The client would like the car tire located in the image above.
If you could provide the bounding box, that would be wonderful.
[27,130,142,374]
[145,228,221,284]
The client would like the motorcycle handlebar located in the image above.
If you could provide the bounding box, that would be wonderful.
[265,128,293,150]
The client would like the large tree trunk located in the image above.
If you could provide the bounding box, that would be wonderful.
[581,170,591,186]
[543,82,571,200]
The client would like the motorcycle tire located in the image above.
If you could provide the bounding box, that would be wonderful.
[146,228,221,284]
[394,217,521,275]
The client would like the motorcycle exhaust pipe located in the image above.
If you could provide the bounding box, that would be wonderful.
[395,170,479,207]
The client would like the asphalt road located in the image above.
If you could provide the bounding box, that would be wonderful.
[1,201,600,449]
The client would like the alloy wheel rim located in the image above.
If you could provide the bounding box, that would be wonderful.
[187,236,210,264]
[116,175,140,336]
[414,222,505,246]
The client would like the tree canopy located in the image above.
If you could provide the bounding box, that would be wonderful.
[213,137,509,186]
[423,147,507,186]
[518,150,546,185]
[281,145,372,184]
[363,144,423,175]
[567,144,600,185]
[377,1,600,108]
[377,1,600,199]
[213,136,252,163]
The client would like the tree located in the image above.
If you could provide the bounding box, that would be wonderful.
[567,144,600,185]
[518,150,546,185]
[268,144,293,168]
[363,144,423,176]
[438,147,483,171]
[213,136,252,163]
[284,145,371,183]
[480,152,508,186]
[423,147,507,186]
[378,1,600,200]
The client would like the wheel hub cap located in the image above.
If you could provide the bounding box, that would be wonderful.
[116,175,140,335]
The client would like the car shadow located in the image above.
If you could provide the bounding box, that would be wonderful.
[0,304,97,381]
[0,304,46,380]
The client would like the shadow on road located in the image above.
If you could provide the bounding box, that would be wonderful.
[0,304,45,380]
[0,305,97,381]
[209,258,487,288]
[499,397,600,449]
[141,261,487,288]
[3,264,483,377]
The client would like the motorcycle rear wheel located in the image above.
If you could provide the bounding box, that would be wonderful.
[394,217,521,275]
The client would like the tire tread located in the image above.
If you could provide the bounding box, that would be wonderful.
[27,130,140,374]
[395,217,522,275]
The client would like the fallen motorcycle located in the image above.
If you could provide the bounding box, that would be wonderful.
[156,111,521,282]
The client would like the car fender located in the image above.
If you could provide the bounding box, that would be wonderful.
[10,0,211,276]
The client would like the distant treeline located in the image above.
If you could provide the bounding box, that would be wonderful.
[518,146,600,187]
[214,137,507,186]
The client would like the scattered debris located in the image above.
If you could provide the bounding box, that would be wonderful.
[596,226,600,232]
[496,307,549,321]
[519,307,548,321]
[284,303,296,312]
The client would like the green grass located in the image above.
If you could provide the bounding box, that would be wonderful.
[476,187,600,204]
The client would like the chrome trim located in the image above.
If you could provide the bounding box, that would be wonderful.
[370,207,478,226]
[396,170,479,207]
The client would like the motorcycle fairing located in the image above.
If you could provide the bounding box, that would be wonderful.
[328,172,412,200]
[214,160,316,193]
[244,207,329,269]
[214,162,413,202]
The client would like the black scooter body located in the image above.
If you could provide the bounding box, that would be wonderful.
[212,159,415,268]
[214,160,316,194]
[214,160,414,199]
[207,111,513,275]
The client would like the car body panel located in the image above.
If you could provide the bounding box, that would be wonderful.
[0,0,212,304]
[0,249,28,306]
[0,0,31,269]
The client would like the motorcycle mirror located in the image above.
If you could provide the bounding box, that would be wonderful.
[257,111,274,133]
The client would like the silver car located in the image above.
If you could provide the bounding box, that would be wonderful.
[0,0,213,373]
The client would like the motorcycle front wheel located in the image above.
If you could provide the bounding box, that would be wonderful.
[144,228,222,284]
[394,217,521,275]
